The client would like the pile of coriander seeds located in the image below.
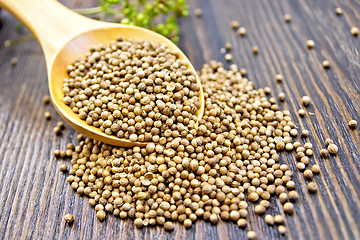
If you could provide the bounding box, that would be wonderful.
[62,38,201,143]
[62,57,321,237]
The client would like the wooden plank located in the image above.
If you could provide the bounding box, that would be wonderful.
[0,0,359,239]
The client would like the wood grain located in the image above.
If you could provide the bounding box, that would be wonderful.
[0,0,359,239]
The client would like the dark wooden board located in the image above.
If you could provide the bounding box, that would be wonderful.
[0,0,359,239]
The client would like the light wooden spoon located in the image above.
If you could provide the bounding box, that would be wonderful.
[0,0,204,147]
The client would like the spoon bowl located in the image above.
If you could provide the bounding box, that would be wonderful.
[0,0,204,147]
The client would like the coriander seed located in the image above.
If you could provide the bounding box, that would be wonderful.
[64,214,74,224]
[301,130,309,137]
[348,120,357,129]
[97,210,106,221]
[54,149,60,157]
[43,95,50,104]
[225,42,232,51]
[252,46,259,55]
[237,218,247,228]
[278,92,286,102]
[184,219,192,228]
[328,143,338,154]
[298,109,305,117]
[335,8,343,15]
[57,121,65,129]
[288,191,299,200]
[311,165,321,174]
[134,218,143,228]
[60,164,67,172]
[320,149,329,158]
[304,170,313,179]
[255,205,266,215]
[53,126,61,135]
[264,214,274,225]
[275,74,283,83]
[278,225,287,234]
[283,14,291,23]
[308,182,317,193]
[247,231,257,240]
[322,60,330,68]
[306,40,315,49]
[240,68,247,76]
[274,215,284,224]
[225,54,233,61]
[164,221,174,231]
[325,138,334,146]
[238,27,247,36]
[301,96,311,106]
[10,57,18,66]
[194,8,202,17]
[351,27,359,36]
[44,111,51,120]
[231,20,240,29]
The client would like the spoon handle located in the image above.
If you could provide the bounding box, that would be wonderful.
[0,0,100,65]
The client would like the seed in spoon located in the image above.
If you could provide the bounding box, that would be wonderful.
[62,38,200,143]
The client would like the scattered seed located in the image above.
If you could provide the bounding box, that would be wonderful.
[57,121,65,129]
[311,165,321,174]
[348,120,357,129]
[322,60,330,69]
[64,214,74,224]
[283,202,294,214]
[278,225,287,234]
[351,27,359,36]
[54,149,60,157]
[134,218,143,228]
[225,42,232,51]
[225,53,233,61]
[264,87,271,95]
[335,8,343,15]
[43,95,50,104]
[231,20,240,29]
[53,126,61,135]
[308,182,318,193]
[306,40,315,49]
[237,218,247,228]
[10,57,18,66]
[194,8,202,17]
[274,215,284,224]
[283,14,291,23]
[278,92,286,102]
[325,138,334,146]
[164,221,174,231]
[304,170,313,179]
[275,74,283,83]
[240,68,247,76]
[184,219,192,228]
[301,96,311,106]
[247,231,257,240]
[264,214,274,225]
[288,191,299,200]
[301,130,309,137]
[320,149,329,158]
[328,144,338,154]
[296,162,306,171]
[44,111,52,120]
[238,27,247,36]
[298,108,306,117]
[60,60,320,232]
[252,46,259,55]
[255,205,266,215]
[60,164,67,172]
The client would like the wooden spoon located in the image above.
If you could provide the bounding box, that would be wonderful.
[0,0,204,147]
